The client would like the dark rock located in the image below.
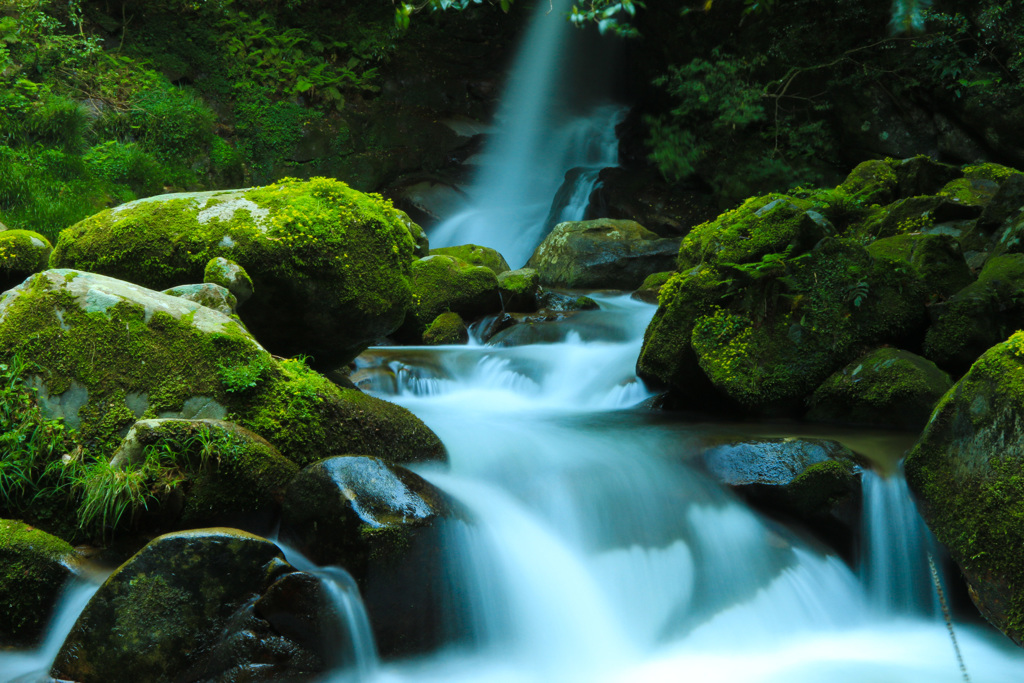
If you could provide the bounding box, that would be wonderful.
[587,166,718,237]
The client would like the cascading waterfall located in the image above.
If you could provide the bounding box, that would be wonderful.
[860,468,944,616]
[428,0,625,267]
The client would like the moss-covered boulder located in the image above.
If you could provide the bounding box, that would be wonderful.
[866,233,972,301]
[676,195,830,270]
[838,159,898,205]
[397,254,500,342]
[631,270,673,304]
[422,311,469,345]
[923,254,1024,375]
[497,267,540,312]
[0,269,445,466]
[0,230,52,292]
[0,520,77,646]
[280,456,460,657]
[701,438,861,550]
[526,218,680,290]
[641,235,925,413]
[202,256,253,306]
[905,332,1024,646]
[162,282,237,316]
[50,177,418,368]
[429,244,510,275]
[51,528,331,682]
[807,348,953,430]
[108,419,298,533]
[857,195,982,240]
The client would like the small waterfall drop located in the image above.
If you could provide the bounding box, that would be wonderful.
[860,468,944,617]
[428,0,625,267]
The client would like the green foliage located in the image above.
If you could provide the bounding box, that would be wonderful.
[218,356,272,394]
[0,352,81,519]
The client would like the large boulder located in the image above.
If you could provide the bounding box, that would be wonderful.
[280,456,460,657]
[905,332,1024,646]
[526,218,681,290]
[50,177,419,368]
[51,528,335,682]
[806,348,953,430]
[0,269,445,467]
[0,520,77,646]
[397,254,500,341]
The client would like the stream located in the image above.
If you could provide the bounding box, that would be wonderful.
[4,0,1024,680]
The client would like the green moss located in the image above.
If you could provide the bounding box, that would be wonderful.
[0,230,52,289]
[784,459,856,518]
[866,233,972,301]
[0,519,76,645]
[906,334,1024,644]
[422,312,468,346]
[963,163,1024,184]
[399,254,500,341]
[837,159,898,206]
[429,244,510,275]
[202,257,253,300]
[50,177,417,366]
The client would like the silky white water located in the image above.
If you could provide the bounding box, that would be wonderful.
[350,296,1024,683]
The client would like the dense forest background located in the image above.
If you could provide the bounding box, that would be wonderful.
[1,0,1022,244]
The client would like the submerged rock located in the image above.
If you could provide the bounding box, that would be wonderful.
[0,520,77,646]
[527,218,680,290]
[51,528,331,682]
[50,177,420,368]
[906,332,1024,647]
[280,456,460,657]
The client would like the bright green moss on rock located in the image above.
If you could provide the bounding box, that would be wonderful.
[0,230,53,291]
[963,162,1024,184]
[676,194,828,270]
[50,177,417,368]
[422,312,468,346]
[497,267,540,312]
[398,254,500,342]
[429,244,510,275]
[837,160,898,205]
[866,233,972,301]
[938,177,1000,208]
[807,348,953,429]
[202,256,253,306]
[905,332,1024,646]
[0,519,77,646]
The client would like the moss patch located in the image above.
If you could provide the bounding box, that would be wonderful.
[0,519,76,646]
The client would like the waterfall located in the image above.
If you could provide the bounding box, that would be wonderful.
[860,468,944,617]
[428,0,625,267]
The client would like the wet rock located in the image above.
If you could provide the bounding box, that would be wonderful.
[527,218,681,290]
[906,332,1024,647]
[51,528,330,682]
[0,520,77,646]
[422,311,469,345]
[631,271,673,304]
[497,267,540,312]
[397,254,501,342]
[280,456,460,657]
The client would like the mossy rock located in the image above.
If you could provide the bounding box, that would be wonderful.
[938,177,1000,210]
[676,195,828,270]
[0,269,445,467]
[422,311,469,345]
[527,218,681,290]
[162,282,237,316]
[923,254,1024,375]
[977,173,1024,237]
[50,528,328,682]
[866,233,972,301]
[807,348,952,430]
[50,178,418,368]
[398,254,500,342]
[202,256,253,306]
[889,156,961,199]
[857,195,981,240]
[702,438,860,549]
[0,230,52,292]
[280,456,460,657]
[0,520,77,646]
[631,270,673,304]
[109,418,299,533]
[962,162,1024,185]
[497,267,540,312]
[429,244,510,275]
[905,332,1024,646]
[837,159,898,205]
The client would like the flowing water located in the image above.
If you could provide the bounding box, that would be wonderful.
[5,2,1024,682]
